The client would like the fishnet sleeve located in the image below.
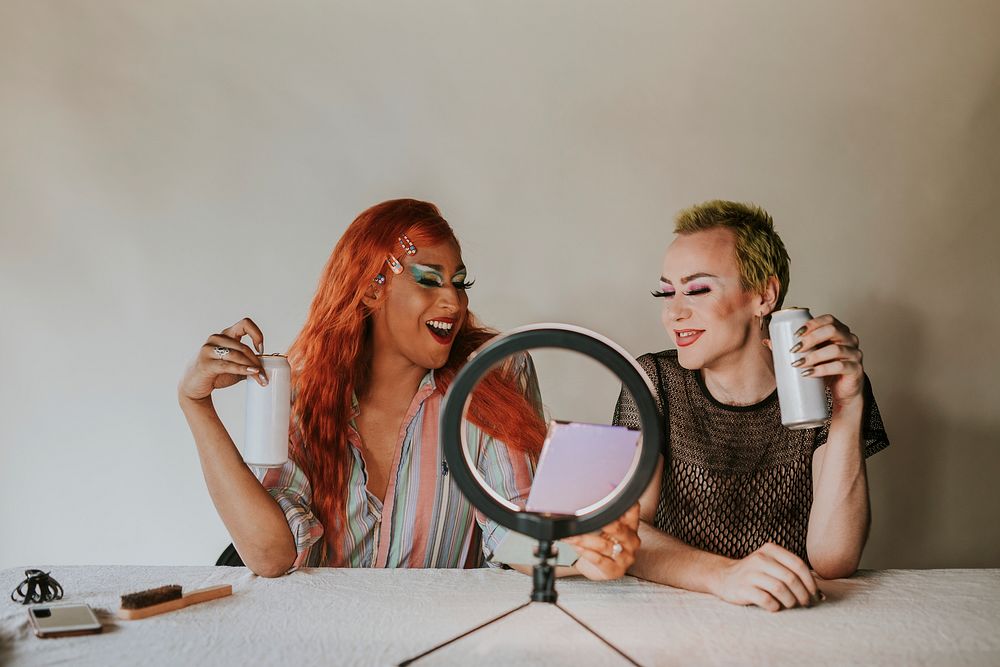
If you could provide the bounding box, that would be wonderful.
[814,373,890,458]
[612,353,664,432]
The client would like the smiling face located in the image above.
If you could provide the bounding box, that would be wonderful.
[656,227,766,371]
[370,241,472,371]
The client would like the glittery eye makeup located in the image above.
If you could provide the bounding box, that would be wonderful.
[411,264,475,290]
[411,264,445,287]
[451,271,475,291]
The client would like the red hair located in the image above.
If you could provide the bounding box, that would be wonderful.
[287,199,546,563]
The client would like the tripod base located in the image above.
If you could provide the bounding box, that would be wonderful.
[397,540,642,666]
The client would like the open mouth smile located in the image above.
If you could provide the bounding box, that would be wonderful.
[426,318,457,345]
[674,329,704,347]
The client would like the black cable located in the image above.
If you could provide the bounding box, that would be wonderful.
[10,569,63,605]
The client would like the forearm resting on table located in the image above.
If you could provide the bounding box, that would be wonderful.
[180,395,296,577]
[628,522,730,594]
[807,398,870,579]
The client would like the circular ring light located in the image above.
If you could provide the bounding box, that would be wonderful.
[441,323,662,543]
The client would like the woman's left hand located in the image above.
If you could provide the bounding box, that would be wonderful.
[793,314,865,408]
[563,503,641,581]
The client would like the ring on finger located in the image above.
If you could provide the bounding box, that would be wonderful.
[213,346,231,360]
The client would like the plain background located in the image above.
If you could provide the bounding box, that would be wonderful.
[2,1,998,571]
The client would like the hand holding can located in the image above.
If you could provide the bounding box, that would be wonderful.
[179,318,267,403]
[768,308,828,429]
[244,354,291,467]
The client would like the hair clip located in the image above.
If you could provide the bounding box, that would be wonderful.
[372,236,417,286]
[11,569,63,605]
[399,235,417,256]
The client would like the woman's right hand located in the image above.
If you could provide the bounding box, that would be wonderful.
[712,542,822,611]
[179,318,268,403]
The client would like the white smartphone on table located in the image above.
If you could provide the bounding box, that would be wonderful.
[28,602,103,638]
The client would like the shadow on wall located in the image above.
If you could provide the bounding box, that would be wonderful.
[861,65,1000,569]
[857,296,999,569]
[856,297,940,569]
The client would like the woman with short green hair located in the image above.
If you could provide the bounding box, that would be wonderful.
[617,200,889,611]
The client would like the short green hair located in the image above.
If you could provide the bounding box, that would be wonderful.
[674,200,790,311]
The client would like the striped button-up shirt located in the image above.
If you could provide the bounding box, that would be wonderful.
[258,371,534,569]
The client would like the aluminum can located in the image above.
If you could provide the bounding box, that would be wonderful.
[769,308,828,429]
[244,354,291,467]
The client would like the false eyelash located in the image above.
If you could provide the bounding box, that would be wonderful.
[418,278,475,290]
[650,288,711,298]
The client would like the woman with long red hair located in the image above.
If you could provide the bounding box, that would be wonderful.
[179,199,640,579]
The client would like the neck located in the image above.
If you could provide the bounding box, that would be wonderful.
[700,335,776,406]
[361,346,426,408]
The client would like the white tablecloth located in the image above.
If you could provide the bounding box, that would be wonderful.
[1,566,998,666]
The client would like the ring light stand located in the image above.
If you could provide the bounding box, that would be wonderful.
[399,325,661,666]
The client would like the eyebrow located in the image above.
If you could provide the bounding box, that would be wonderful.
[412,263,467,274]
[659,272,719,285]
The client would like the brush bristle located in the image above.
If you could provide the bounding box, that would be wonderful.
[120,584,182,609]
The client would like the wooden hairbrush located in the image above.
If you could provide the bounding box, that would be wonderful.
[118,584,232,620]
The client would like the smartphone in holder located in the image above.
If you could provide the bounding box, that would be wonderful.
[492,420,640,567]
[526,420,640,515]
[28,603,103,638]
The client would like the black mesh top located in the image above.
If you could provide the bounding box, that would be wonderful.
[613,350,889,563]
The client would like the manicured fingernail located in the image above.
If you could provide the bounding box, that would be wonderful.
[247,367,258,373]
[791,357,805,367]
[794,326,807,337]
[256,343,263,354]
[790,342,803,353]
[800,368,814,377]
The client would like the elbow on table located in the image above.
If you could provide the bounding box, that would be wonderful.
[243,546,296,578]
[810,553,860,580]
[251,561,292,578]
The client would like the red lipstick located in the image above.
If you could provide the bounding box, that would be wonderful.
[674,329,704,347]
[426,317,457,345]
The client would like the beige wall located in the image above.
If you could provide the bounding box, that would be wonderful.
[1,1,998,569]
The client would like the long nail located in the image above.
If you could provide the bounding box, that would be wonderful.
[794,326,807,337]
[790,342,803,353]
[791,357,806,367]
[800,368,815,377]
[247,367,259,373]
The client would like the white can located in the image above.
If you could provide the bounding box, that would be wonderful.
[244,354,291,467]
[768,308,828,430]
